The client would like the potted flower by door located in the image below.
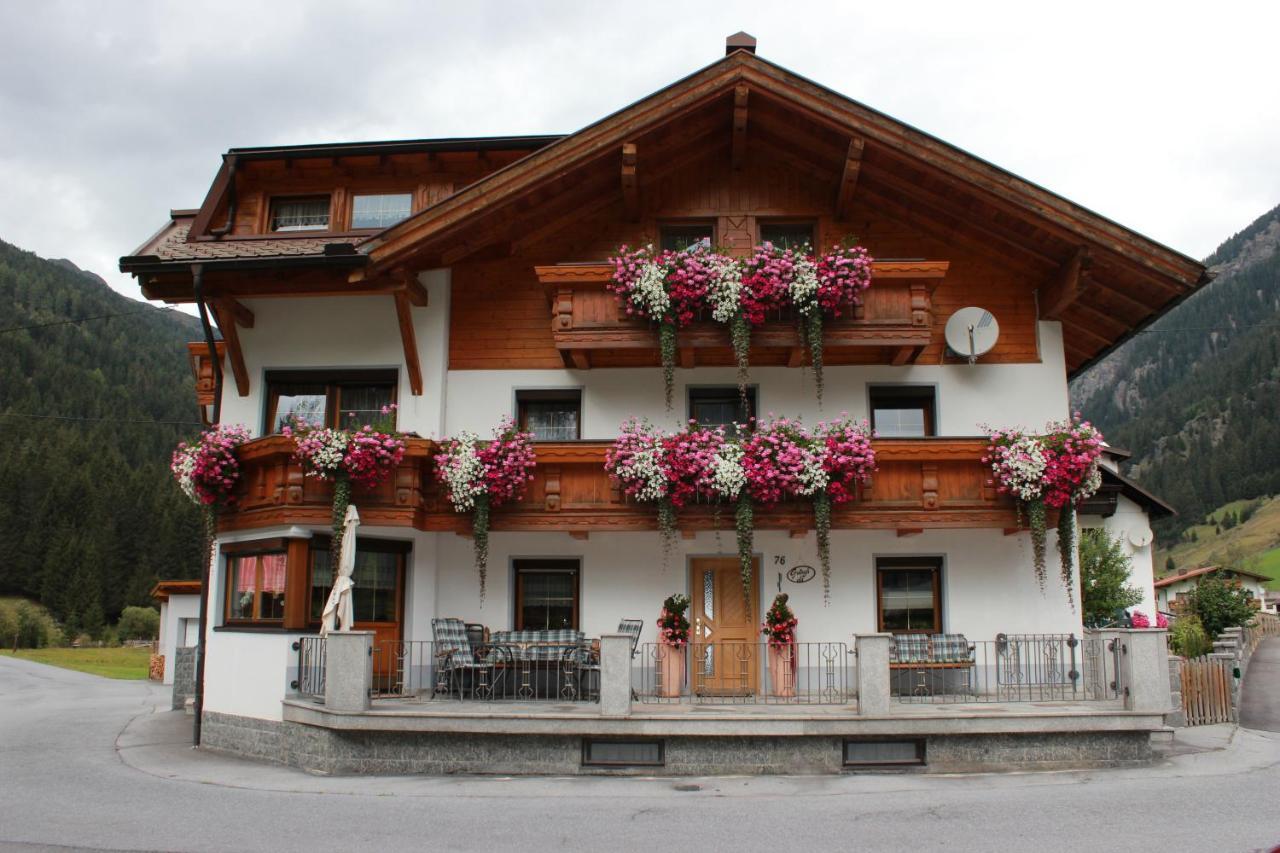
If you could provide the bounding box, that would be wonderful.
[761,593,798,698]
[656,594,690,698]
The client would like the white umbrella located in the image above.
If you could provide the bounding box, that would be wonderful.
[320,504,360,636]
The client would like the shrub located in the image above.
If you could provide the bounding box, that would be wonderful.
[1169,615,1213,658]
[1186,575,1257,638]
[1,600,62,649]
[1079,529,1143,628]
[116,606,160,641]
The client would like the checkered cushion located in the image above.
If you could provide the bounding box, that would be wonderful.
[890,634,930,664]
[490,629,586,662]
[432,617,479,667]
[617,619,644,653]
[930,634,972,663]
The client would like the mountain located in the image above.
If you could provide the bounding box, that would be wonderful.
[1072,203,1280,543]
[0,239,206,637]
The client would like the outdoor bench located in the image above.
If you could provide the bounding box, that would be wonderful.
[889,633,976,696]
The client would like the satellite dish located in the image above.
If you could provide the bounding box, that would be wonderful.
[945,307,1000,364]
[1127,527,1154,548]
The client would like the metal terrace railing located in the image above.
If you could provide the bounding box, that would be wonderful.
[633,642,854,705]
[890,633,1123,704]
[369,640,599,703]
[291,635,326,701]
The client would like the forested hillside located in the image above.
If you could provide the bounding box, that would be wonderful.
[0,239,205,637]
[1072,203,1280,542]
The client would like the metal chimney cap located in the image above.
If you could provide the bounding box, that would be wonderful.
[726,32,757,55]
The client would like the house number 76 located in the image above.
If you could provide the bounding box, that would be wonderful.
[773,556,786,566]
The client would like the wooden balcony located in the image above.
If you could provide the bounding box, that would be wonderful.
[219,436,1013,535]
[533,260,949,369]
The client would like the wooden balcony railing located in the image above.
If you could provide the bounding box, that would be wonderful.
[534,261,949,369]
[219,436,1013,535]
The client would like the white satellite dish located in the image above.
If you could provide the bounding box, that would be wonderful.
[1127,527,1154,548]
[945,307,1000,364]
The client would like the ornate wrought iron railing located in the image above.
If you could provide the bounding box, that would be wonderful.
[633,642,854,705]
[890,633,1123,704]
[370,640,599,703]
[291,635,326,701]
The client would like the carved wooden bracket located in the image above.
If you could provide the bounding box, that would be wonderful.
[544,465,562,511]
[921,463,939,510]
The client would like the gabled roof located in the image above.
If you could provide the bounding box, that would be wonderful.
[350,49,1206,376]
[150,580,202,601]
[1154,565,1271,588]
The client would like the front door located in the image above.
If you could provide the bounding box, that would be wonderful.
[350,550,404,683]
[689,557,759,696]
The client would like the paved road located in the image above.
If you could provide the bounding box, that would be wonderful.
[1241,637,1280,733]
[2,655,1280,853]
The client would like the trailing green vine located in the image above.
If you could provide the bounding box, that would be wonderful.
[658,320,678,411]
[730,314,751,406]
[657,497,677,567]
[735,493,754,605]
[814,490,832,604]
[472,493,490,602]
[1056,504,1076,607]
[805,310,825,407]
[1028,499,1048,591]
[329,474,351,580]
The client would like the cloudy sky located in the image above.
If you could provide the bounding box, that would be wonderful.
[2,1,1277,301]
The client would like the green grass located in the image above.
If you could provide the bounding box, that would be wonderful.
[1253,545,1280,591]
[0,646,151,679]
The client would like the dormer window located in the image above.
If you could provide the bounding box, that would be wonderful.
[351,193,412,229]
[759,222,814,251]
[660,223,713,252]
[270,196,330,232]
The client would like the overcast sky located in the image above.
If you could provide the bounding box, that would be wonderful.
[2,1,1277,302]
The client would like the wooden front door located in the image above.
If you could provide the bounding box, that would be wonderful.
[351,553,405,682]
[689,557,759,696]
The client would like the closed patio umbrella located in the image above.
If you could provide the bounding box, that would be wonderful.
[320,504,360,636]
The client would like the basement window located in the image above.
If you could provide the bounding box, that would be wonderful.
[270,196,331,232]
[843,739,925,767]
[582,739,665,767]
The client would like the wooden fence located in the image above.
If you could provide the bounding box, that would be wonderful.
[1180,655,1233,726]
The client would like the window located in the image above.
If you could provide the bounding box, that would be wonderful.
[583,739,665,767]
[351,193,412,229]
[843,739,925,767]
[876,557,942,634]
[226,551,287,623]
[516,389,581,441]
[265,371,397,433]
[759,222,815,251]
[308,539,405,624]
[659,223,714,252]
[270,196,330,232]
[689,386,756,433]
[869,386,936,438]
[514,559,579,630]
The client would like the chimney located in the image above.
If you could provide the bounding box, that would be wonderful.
[726,32,757,55]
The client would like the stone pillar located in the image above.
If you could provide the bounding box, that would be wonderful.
[171,646,197,711]
[1165,655,1186,727]
[599,633,632,717]
[856,634,891,716]
[1120,629,1173,714]
[324,631,373,712]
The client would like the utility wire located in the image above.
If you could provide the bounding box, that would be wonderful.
[0,411,202,427]
[0,306,189,336]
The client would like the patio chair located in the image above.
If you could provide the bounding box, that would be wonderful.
[431,617,501,699]
[578,618,644,700]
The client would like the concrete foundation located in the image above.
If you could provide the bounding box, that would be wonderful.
[200,710,1154,775]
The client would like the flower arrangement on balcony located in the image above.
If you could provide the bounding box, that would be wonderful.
[985,415,1104,599]
[760,593,797,648]
[657,593,691,647]
[170,424,252,510]
[605,415,876,604]
[608,241,873,408]
[1129,611,1168,629]
[285,406,408,571]
[435,416,537,601]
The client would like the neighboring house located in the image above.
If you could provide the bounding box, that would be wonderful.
[120,35,1205,773]
[1263,590,1280,614]
[150,580,201,685]
[1154,566,1269,614]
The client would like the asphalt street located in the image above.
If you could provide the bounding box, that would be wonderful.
[1,653,1279,853]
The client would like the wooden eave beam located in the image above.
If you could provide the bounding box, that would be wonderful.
[1039,247,1091,320]
[621,143,639,221]
[1069,300,1133,336]
[209,299,250,397]
[835,137,865,220]
[393,268,430,306]
[393,290,424,395]
[732,84,749,171]
[221,296,255,328]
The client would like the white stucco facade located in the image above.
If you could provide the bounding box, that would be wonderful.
[157,592,200,685]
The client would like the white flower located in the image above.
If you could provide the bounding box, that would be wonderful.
[705,254,744,323]
[442,432,487,512]
[991,435,1047,502]
[789,257,820,315]
[629,261,670,320]
[711,443,746,500]
[172,451,197,501]
[793,446,830,496]
[626,440,668,503]
[1078,464,1102,501]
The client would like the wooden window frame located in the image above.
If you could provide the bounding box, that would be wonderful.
[264,369,398,434]
[687,384,757,430]
[868,384,938,438]
[658,220,716,252]
[875,557,943,635]
[224,548,289,626]
[512,558,581,631]
[515,388,583,441]
[268,194,333,233]
[757,219,817,251]
[305,536,409,628]
[349,191,414,231]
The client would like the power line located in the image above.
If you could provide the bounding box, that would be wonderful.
[0,306,189,336]
[1134,324,1280,334]
[0,411,202,427]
